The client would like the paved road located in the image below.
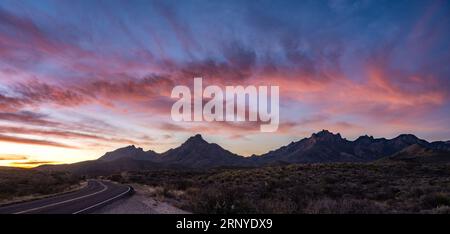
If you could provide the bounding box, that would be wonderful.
[0,180,132,214]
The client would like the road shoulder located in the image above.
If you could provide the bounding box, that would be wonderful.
[94,183,191,214]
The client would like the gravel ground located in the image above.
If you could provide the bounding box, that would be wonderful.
[94,184,190,214]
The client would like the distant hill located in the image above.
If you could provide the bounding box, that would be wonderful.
[155,134,250,168]
[253,130,443,163]
[98,145,158,162]
[252,130,361,163]
[37,158,167,176]
[36,130,450,175]
[386,144,450,163]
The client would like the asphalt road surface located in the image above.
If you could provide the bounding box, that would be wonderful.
[0,180,132,214]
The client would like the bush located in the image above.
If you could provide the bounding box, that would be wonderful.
[189,186,255,214]
[304,198,386,214]
[113,163,450,214]
[420,193,450,209]
[0,169,81,201]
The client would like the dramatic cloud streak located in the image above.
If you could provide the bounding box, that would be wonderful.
[0,154,27,160]
[0,133,77,148]
[8,160,59,168]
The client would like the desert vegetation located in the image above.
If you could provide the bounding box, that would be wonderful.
[0,167,82,204]
[108,162,450,214]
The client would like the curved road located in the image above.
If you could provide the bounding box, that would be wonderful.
[0,180,132,214]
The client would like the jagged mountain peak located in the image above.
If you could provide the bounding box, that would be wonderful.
[157,134,246,168]
[38,131,450,174]
[98,144,151,162]
[187,133,205,141]
[123,144,139,149]
[356,135,374,141]
[310,130,343,142]
[313,129,340,136]
[113,145,143,152]
[182,134,209,146]
[354,135,383,145]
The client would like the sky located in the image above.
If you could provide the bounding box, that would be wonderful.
[0,0,449,167]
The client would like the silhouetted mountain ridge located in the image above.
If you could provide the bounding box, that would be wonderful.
[386,144,450,163]
[155,134,248,168]
[37,130,450,174]
[98,145,158,162]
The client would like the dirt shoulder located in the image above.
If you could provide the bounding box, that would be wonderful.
[94,183,191,214]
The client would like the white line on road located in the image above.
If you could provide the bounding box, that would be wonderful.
[72,185,131,214]
[14,180,108,214]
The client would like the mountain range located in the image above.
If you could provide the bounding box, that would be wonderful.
[38,130,450,175]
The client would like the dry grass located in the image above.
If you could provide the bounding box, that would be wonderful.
[107,162,450,214]
[0,167,82,204]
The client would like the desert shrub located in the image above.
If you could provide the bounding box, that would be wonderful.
[420,192,450,209]
[189,186,256,214]
[121,163,450,214]
[0,169,81,201]
[425,206,450,214]
[171,179,193,190]
[256,198,297,213]
[304,198,386,214]
[108,174,124,182]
